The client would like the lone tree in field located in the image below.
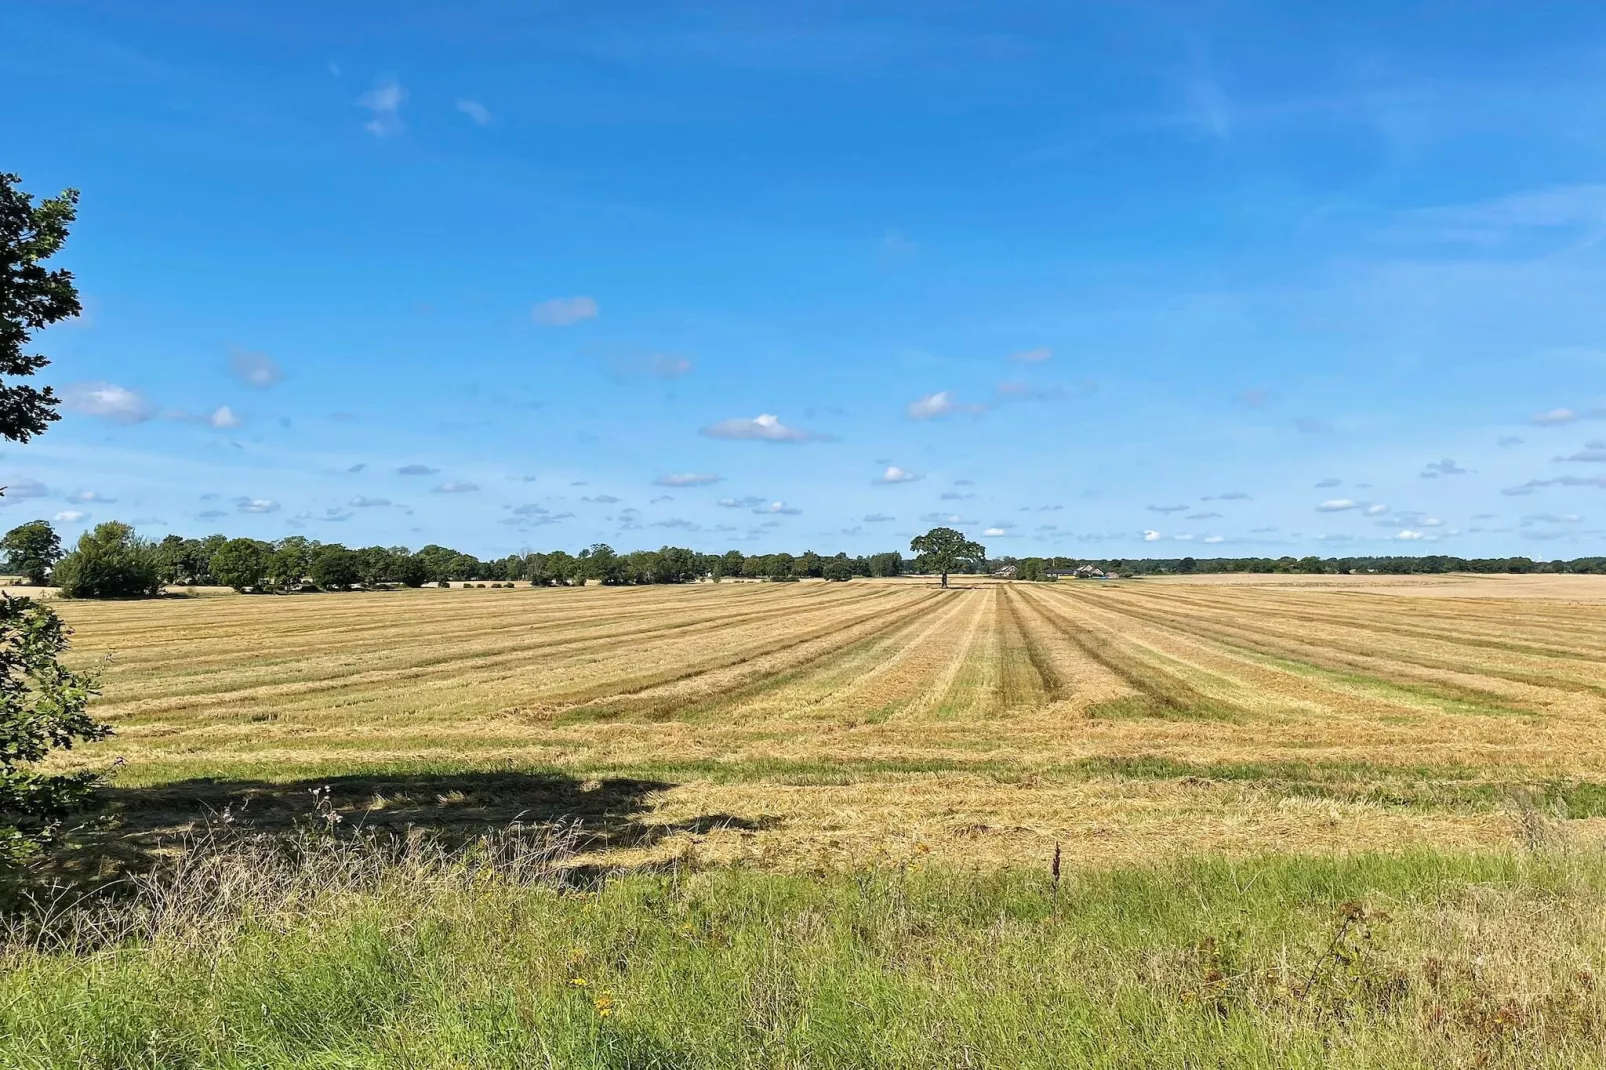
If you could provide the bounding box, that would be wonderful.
[0,173,110,863]
[1,520,62,585]
[909,526,985,588]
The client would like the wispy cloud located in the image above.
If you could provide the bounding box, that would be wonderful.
[397,464,439,476]
[357,79,406,137]
[1557,441,1606,462]
[907,391,986,420]
[1503,475,1606,495]
[229,350,283,389]
[862,513,895,523]
[1317,499,1357,512]
[1146,504,1188,514]
[209,406,242,429]
[456,99,491,125]
[350,496,391,507]
[654,473,721,487]
[1009,347,1051,363]
[753,501,801,515]
[531,296,599,326]
[55,510,87,523]
[718,495,765,508]
[1202,491,1252,501]
[62,381,154,423]
[432,481,479,494]
[1,479,50,500]
[701,413,830,442]
[1420,458,1466,478]
[235,497,279,514]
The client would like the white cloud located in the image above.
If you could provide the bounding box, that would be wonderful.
[357,79,406,137]
[1143,530,1162,542]
[1364,503,1389,516]
[1317,499,1357,512]
[907,391,984,420]
[1315,478,1341,488]
[1147,504,1187,514]
[753,501,801,515]
[54,510,86,523]
[654,473,721,487]
[983,526,1008,536]
[1532,408,1587,426]
[209,406,242,429]
[456,99,492,125]
[235,497,279,514]
[65,489,112,504]
[432,481,479,494]
[875,465,920,484]
[1009,347,1052,363]
[350,496,391,507]
[700,413,828,442]
[1558,446,1606,462]
[863,513,895,522]
[62,381,154,423]
[1203,535,1225,544]
[1395,529,1428,540]
[229,350,283,388]
[718,496,765,508]
[531,296,598,326]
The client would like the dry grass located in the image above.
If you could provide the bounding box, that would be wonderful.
[43,575,1606,871]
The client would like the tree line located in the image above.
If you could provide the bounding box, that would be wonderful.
[0,519,912,597]
[995,554,1606,578]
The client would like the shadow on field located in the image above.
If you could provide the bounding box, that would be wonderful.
[37,770,746,888]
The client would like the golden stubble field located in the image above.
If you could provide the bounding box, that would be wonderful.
[44,574,1606,872]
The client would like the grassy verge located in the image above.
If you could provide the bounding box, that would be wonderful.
[6,834,1606,1067]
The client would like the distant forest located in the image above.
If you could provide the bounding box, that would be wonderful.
[5,518,1604,598]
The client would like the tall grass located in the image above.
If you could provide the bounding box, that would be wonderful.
[6,829,1606,1067]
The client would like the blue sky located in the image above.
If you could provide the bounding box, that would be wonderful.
[7,1,1606,558]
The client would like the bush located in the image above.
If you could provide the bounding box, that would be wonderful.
[436,580,451,588]
[52,523,161,599]
[0,594,107,863]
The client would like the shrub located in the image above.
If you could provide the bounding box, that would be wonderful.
[0,594,106,863]
[436,580,451,588]
[52,522,162,599]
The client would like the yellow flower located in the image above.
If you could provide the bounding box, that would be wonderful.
[593,993,615,1018]
[568,976,589,988]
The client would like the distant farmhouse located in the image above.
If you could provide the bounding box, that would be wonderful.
[992,564,1018,578]
[1044,565,1108,580]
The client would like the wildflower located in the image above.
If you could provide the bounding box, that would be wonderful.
[593,993,614,1018]
[568,977,589,988]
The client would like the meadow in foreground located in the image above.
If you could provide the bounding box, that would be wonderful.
[6,829,1606,1069]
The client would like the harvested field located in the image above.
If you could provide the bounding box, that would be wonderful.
[47,575,1606,871]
